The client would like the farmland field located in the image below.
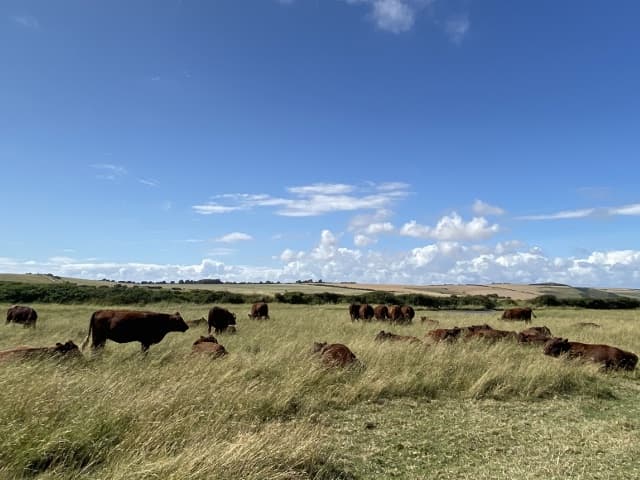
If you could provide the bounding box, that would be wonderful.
[1,303,639,479]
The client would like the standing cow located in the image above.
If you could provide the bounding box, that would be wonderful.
[373,305,388,321]
[358,304,374,321]
[501,307,536,324]
[81,310,189,352]
[388,305,404,323]
[400,305,415,323]
[208,306,237,334]
[248,302,269,320]
[349,303,361,321]
[6,305,38,328]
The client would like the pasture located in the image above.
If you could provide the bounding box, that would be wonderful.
[1,303,639,479]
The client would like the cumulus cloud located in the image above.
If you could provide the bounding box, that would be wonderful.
[400,213,500,241]
[215,232,253,243]
[5,238,640,286]
[354,234,376,247]
[344,0,434,34]
[193,182,409,217]
[472,200,505,216]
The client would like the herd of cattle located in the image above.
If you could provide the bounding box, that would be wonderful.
[2,303,638,371]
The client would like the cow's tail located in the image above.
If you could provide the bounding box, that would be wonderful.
[81,313,95,351]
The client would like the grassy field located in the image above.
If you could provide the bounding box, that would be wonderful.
[1,303,639,479]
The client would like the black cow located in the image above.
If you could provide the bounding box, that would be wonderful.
[6,305,38,327]
[208,306,237,334]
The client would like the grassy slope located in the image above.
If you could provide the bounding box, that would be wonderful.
[0,304,639,479]
[3,273,637,300]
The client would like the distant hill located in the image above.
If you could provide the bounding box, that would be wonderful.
[1,273,638,301]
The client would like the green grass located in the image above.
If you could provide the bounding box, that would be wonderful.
[0,304,639,479]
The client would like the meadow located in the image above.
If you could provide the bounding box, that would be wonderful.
[1,303,639,479]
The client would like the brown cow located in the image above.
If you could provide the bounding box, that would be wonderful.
[375,330,422,344]
[248,302,269,320]
[312,342,359,367]
[543,337,638,370]
[373,305,388,321]
[81,310,189,352]
[388,305,404,323]
[501,307,536,323]
[0,340,81,361]
[208,306,237,334]
[349,303,361,321]
[6,305,38,328]
[425,327,462,343]
[358,304,374,321]
[517,326,553,345]
[400,305,415,323]
[465,328,518,342]
[192,335,227,357]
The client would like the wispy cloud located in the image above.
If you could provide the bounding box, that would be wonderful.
[139,178,159,187]
[400,212,500,241]
[215,232,253,243]
[344,0,434,34]
[472,200,505,216]
[517,208,596,221]
[90,163,127,181]
[609,203,640,216]
[11,15,39,29]
[444,15,470,44]
[193,182,410,217]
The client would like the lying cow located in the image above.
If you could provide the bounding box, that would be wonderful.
[543,337,638,371]
[312,342,359,367]
[81,310,189,352]
[6,305,38,328]
[0,340,81,361]
[208,306,236,334]
[425,327,462,343]
[192,335,227,357]
[375,330,422,344]
[465,328,518,342]
[517,326,553,345]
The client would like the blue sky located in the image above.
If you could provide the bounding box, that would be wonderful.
[1,0,640,286]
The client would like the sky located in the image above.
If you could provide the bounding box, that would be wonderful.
[1,0,640,286]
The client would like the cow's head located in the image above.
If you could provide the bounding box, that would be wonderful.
[172,312,190,332]
[312,341,327,353]
[543,337,571,356]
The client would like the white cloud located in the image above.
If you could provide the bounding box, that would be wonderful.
[193,182,409,217]
[192,203,243,215]
[609,203,640,216]
[472,200,505,216]
[400,213,500,241]
[516,208,596,221]
[215,232,253,243]
[344,0,434,34]
[90,163,127,181]
[12,15,39,29]
[139,178,159,187]
[444,15,470,44]
[364,222,395,234]
[5,239,640,286]
[354,234,376,247]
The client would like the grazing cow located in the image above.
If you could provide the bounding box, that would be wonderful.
[0,340,81,361]
[192,335,227,357]
[349,303,361,321]
[312,342,358,367]
[501,307,536,323]
[426,327,462,343]
[358,304,374,321]
[543,337,638,371]
[373,305,389,321]
[207,307,237,334]
[81,310,189,352]
[573,322,601,328]
[375,330,422,344]
[6,305,38,328]
[248,302,269,320]
[388,305,404,323]
[400,305,415,322]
